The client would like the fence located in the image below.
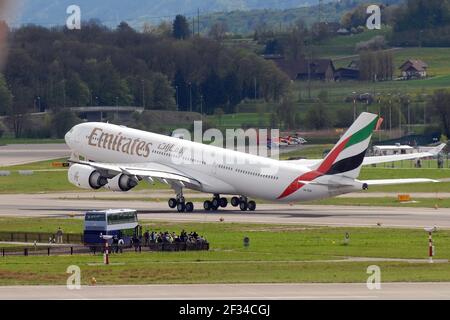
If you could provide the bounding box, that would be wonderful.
[0,242,210,257]
[0,232,83,244]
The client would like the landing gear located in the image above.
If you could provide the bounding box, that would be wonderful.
[234,196,256,212]
[168,198,177,209]
[231,197,240,207]
[168,191,194,213]
[204,194,228,212]
[185,202,194,213]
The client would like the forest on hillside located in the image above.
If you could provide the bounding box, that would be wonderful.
[0,19,289,118]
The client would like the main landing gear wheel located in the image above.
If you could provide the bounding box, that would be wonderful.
[168,198,177,209]
[177,202,186,213]
[205,194,226,212]
[185,202,194,213]
[204,200,213,211]
[168,189,194,213]
[237,196,256,212]
[212,198,220,209]
[219,198,228,208]
[231,197,240,207]
[248,201,256,211]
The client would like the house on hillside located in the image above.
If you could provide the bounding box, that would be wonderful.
[337,28,350,35]
[399,59,428,80]
[263,55,336,82]
[335,60,360,81]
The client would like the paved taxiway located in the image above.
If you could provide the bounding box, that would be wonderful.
[0,144,70,166]
[1,193,449,228]
[1,283,450,300]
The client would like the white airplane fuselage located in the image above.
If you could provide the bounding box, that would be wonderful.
[65,122,362,202]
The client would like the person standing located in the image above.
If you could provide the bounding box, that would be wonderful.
[56,227,63,244]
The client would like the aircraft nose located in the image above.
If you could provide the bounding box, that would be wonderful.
[65,126,78,148]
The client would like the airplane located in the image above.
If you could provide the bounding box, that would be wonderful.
[64,112,445,213]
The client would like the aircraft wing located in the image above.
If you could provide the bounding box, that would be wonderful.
[69,160,202,188]
[363,144,446,166]
[359,178,438,186]
[286,144,446,167]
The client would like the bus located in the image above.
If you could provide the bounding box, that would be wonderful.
[83,209,140,246]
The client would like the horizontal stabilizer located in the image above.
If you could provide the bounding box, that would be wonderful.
[359,178,438,186]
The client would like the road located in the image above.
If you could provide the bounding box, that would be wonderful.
[0,144,70,166]
[1,193,449,229]
[1,283,450,300]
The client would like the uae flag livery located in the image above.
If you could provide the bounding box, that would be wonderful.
[278,113,380,200]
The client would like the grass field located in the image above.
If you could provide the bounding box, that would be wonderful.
[1,218,450,285]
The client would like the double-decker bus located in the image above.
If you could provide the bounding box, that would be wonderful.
[83,209,140,245]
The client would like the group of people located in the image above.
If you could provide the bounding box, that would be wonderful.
[48,227,64,244]
[105,229,208,254]
[142,230,208,246]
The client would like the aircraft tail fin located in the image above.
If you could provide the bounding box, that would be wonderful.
[311,112,380,179]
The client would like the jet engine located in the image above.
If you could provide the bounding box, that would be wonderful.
[68,164,108,190]
[105,174,139,192]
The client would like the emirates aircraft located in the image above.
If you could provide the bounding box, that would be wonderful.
[65,112,444,212]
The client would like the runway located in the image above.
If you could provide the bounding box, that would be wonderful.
[1,193,450,229]
[1,283,450,300]
[0,144,70,166]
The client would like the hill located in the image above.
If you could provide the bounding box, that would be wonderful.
[12,0,334,27]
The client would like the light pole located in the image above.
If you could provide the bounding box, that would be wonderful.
[200,94,203,115]
[175,86,179,111]
[36,96,41,113]
[398,95,402,135]
[141,80,145,109]
[388,94,392,135]
[407,99,411,134]
[189,82,192,112]
[352,92,357,121]
[116,97,119,121]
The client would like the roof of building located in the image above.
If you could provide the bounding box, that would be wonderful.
[272,58,335,79]
[399,59,428,72]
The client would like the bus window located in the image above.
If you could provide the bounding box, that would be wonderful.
[85,213,106,222]
[107,211,138,225]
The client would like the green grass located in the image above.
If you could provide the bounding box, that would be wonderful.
[314,29,390,60]
[209,112,272,129]
[281,144,334,159]
[1,218,450,285]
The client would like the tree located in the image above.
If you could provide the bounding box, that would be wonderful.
[394,0,450,32]
[52,109,81,138]
[173,15,191,40]
[305,102,332,130]
[0,74,12,116]
[276,95,297,130]
[148,73,176,110]
[65,73,90,107]
[208,22,228,41]
[429,89,450,138]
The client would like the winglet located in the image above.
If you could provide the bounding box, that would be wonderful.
[431,143,446,156]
